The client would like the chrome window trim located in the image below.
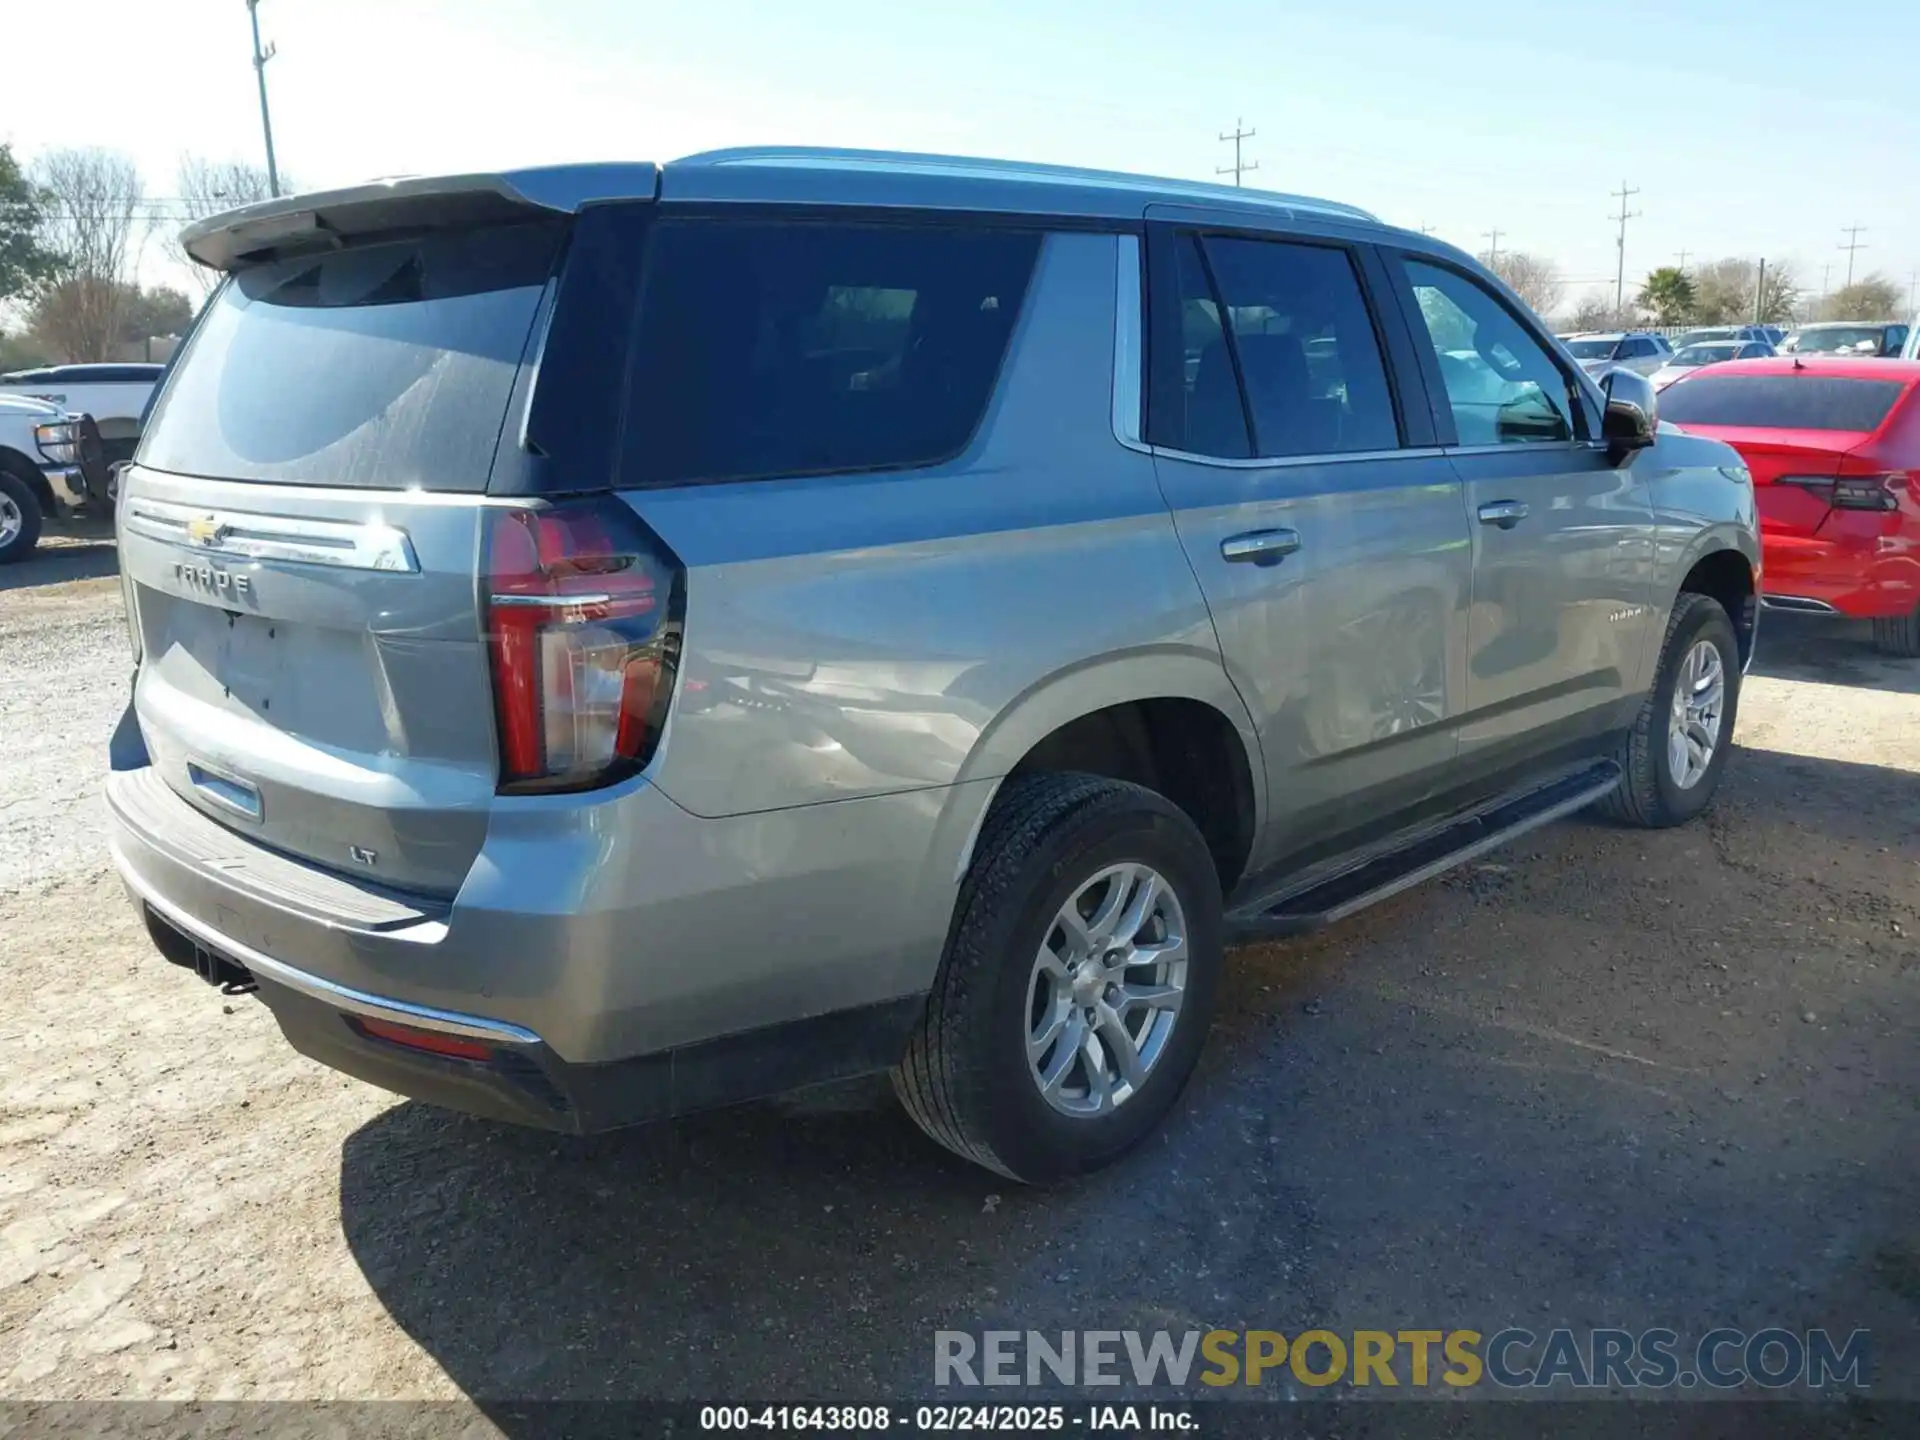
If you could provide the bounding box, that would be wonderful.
[122,496,421,574]
[1442,441,1599,458]
[1148,444,1447,471]
[1111,233,1144,448]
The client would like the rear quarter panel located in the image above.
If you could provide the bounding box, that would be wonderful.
[629,231,1252,824]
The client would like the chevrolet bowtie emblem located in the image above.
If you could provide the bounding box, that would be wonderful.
[186,515,228,547]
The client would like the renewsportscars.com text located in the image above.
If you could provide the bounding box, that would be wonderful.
[934,1327,1870,1391]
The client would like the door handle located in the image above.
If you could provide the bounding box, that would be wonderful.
[1477,500,1530,529]
[1220,529,1302,565]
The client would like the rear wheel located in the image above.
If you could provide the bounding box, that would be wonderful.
[893,774,1223,1183]
[1599,591,1741,828]
[0,468,44,565]
[1870,606,1920,658]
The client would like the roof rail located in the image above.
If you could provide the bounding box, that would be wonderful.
[673,146,1376,223]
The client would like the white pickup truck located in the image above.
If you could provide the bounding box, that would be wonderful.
[0,363,163,470]
[0,394,110,562]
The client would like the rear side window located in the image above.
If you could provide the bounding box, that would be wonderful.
[623,220,1040,486]
[1661,375,1908,432]
[1147,231,1399,459]
[139,223,563,490]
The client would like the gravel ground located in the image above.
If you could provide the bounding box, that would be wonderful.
[1,537,1915,1422]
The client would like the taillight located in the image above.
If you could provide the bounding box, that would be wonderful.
[484,498,682,794]
[1832,473,1904,511]
[1776,474,1905,513]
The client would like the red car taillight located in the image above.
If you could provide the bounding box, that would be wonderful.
[484,499,682,794]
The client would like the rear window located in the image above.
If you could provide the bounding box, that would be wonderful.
[623,220,1041,486]
[138,222,562,490]
[1661,374,1908,432]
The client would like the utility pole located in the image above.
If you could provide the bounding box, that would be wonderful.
[1673,248,1690,273]
[1481,228,1503,266]
[1216,120,1257,188]
[1753,258,1766,325]
[1610,180,1641,313]
[246,0,281,197]
[1838,225,1867,288]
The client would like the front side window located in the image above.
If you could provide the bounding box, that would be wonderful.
[1402,260,1576,446]
[1149,232,1399,459]
[624,220,1040,486]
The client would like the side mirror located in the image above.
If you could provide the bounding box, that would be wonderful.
[1601,368,1657,461]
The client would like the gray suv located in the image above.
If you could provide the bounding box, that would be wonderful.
[107,149,1760,1182]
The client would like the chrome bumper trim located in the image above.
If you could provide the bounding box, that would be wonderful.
[113,838,543,1047]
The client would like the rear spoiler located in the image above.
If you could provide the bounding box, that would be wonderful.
[180,163,661,271]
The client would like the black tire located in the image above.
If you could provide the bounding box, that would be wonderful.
[1870,606,1920,658]
[892,773,1224,1183]
[1598,591,1741,828]
[0,467,45,565]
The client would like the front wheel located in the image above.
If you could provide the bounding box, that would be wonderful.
[1599,591,1741,828]
[0,468,45,565]
[893,774,1224,1183]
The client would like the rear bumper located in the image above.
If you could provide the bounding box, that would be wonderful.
[106,758,972,1131]
[1760,525,1920,619]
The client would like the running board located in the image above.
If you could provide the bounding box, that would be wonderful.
[1226,760,1622,941]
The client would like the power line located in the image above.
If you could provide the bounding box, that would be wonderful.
[1610,180,1641,313]
[246,0,282,199]
[1837,225,1867,288]
[1216,119,1257,188]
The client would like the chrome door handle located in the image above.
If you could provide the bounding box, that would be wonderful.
[1220,529,1302,566]
[1477,500,1530,529]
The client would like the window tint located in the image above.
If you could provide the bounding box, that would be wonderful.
[140,223,564,490]
[1622,337,1654,359]
[1153,235,1252,458]
[1563,338,1619,359]
[1660,375,1908,432]
[1196,236,1399,457]
[625,220,1039,486]
[1403,260,1575,445]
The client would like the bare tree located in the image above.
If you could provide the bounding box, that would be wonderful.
[29,148,145,362]
[171,155,282,296]
[1689,258,1799,327]
[1486,251,1564,318]
[1564,293,1625,333]
[1821,274,1901,322]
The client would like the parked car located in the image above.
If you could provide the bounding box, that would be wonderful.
[1649,339,1775,391]
[1777,321,1909,358]
[0,393,109,562]
[1560,330,1672,377]
[106,150,1760,1182]
[1899,315,1918,361]
[1670,325,1771,350]
[1661,356,1920,654]
[0,363,163,475]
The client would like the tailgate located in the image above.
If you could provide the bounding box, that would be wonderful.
[120,470,496,895]
[120,218,567,896]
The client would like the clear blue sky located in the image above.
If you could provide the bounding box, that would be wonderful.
[8,0,1917,313]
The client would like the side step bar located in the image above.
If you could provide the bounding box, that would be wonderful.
[1226,760,1622,941]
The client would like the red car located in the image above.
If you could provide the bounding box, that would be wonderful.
[1659,356,1920,655]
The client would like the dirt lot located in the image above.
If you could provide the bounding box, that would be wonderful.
[1,535,1915,1419]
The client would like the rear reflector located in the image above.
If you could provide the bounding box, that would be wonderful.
[353,1016,496,1063]
[484,498,683,793]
